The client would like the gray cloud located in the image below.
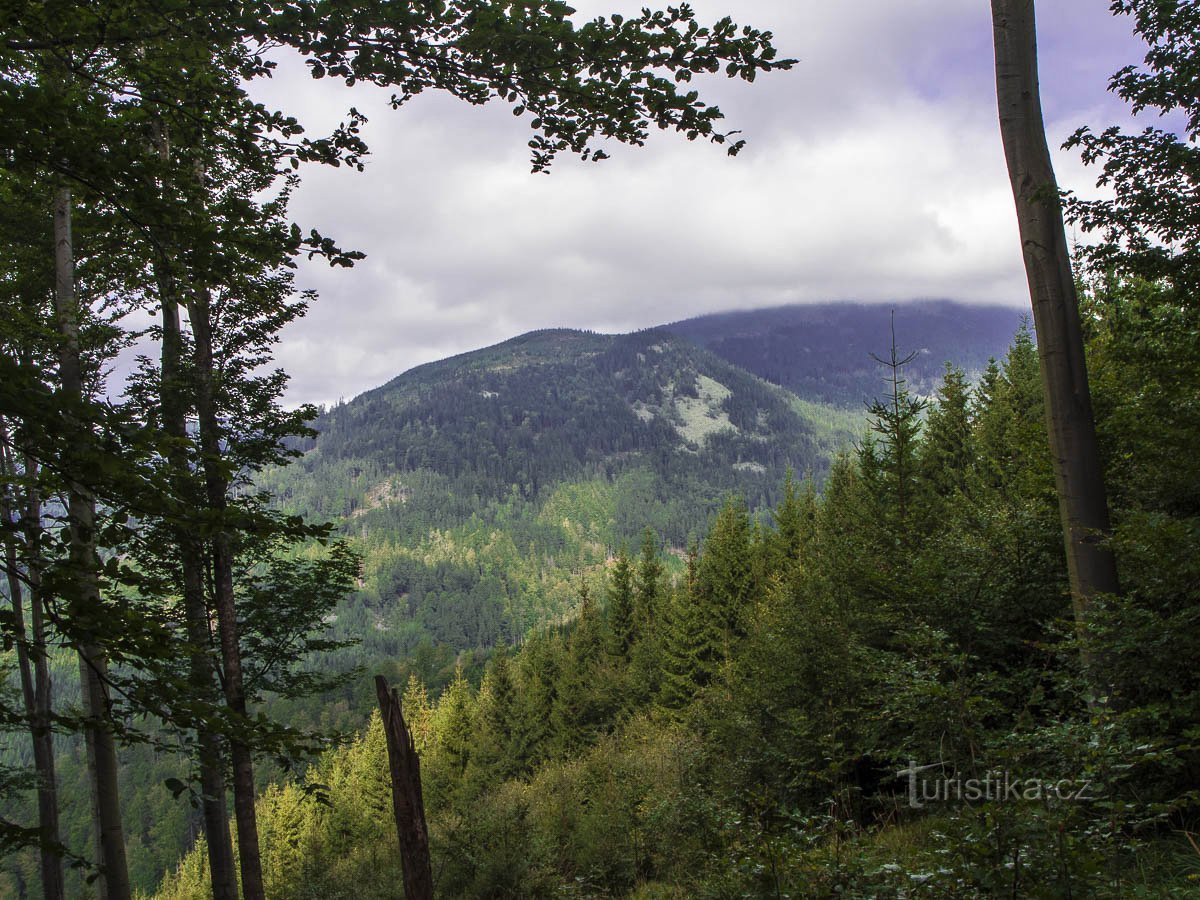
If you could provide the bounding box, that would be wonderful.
[248,1,1150,408]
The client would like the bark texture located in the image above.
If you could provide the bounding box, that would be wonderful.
[0,429,64,900]
[375,676,434,900]
[991,0,1121,638]
[53,187,131,900]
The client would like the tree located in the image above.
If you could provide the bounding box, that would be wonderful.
[435,664,476,778]
[552,582,611,755]
[973,326,1053,500]
[634,528,664,627]
[919,364,974,499]
[53,185,132,900]
[990,0,1120,660]
[374,676,433,900]
[626,528,666,703]
[606,546,636,660]
[767,470,815,576]
[512,632,561,771]
[0,421,65,900]
[151,163,241,900]
[861,317,927,539]
[1064,1,1200,294]
[695,498,754,643]
[2,0,794,887]
[0,174,66,898]
[473,646,518,780]
[659,540,723,710]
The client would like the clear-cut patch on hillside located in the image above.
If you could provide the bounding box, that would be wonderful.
[353,478,411,517]
[733,461,767,474]
[673,374,736,446]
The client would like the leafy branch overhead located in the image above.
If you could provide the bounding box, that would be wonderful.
[1064,0,1200,292]
[283,2,794,171]
[5,1,793,175]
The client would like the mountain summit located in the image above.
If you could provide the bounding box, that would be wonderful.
[667,300,1025,407]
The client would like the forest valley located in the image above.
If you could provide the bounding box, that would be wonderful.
[158,310,1200,898]
[2,0,1200,898]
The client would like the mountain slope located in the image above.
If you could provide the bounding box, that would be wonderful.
[277,328,857,519]
[262,328,859,661]
[667,300,1025,407]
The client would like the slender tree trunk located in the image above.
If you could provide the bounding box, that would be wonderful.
[0,426,65,900]
[187,287,265,900]
[374,676,433,900]
[53,187,131,900]
[157,268,240,900]
[25,469,64,900]
[990,0,1120,647]
[148,112,239,897]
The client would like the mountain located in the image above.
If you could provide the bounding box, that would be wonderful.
[284,328,855,512]
[666,300,1026,408]
[260,328,861,673]
[266,306,1028,671]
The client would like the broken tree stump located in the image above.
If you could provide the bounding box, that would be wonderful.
[374,675,434,900]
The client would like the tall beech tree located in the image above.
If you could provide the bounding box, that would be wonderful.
[53,186,132,900]
[990,0,1120,650]
[0,172,66,898]
[0,426,64,900]
[155,252,239,900]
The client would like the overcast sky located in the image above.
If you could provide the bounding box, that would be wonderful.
[246,1,1150,408]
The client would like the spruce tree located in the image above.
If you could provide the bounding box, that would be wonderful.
[606,546,637,661]
[401,675,434,753]
[920,363,975,499]
[628,528,666,703]
[768,470,817,578]
[474,646,518,781]
[659,541,723,710]
[436,665,476,777]
[696,497,755,643]
[634,528,664,627]
[512,632,561,772]
[862,319,927,538]
[552,582,609,755]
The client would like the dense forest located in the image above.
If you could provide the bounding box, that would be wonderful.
[157,305,1200,897]
[257,327,861,655]
[0,1,791,897]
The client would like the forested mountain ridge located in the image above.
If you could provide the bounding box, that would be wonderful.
[667,300,1025,407]
[4,315,1013,897]
[158,294,1200,899]
[261,313,1044,673]
[276,326,856,516]
[256,327,862,670]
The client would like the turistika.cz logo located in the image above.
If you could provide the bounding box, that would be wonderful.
[896,760,1099,809]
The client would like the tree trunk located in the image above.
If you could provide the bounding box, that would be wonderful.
[157,265,240,900]
[374,676,433,900]
[26,468,63,900]
[187,287,266,900]
[148,110,239,896]
[0,427,65,900]
[53,187,131,900]
[990,0,1121,649]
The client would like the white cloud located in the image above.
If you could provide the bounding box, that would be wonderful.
[248,1,1149,407]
